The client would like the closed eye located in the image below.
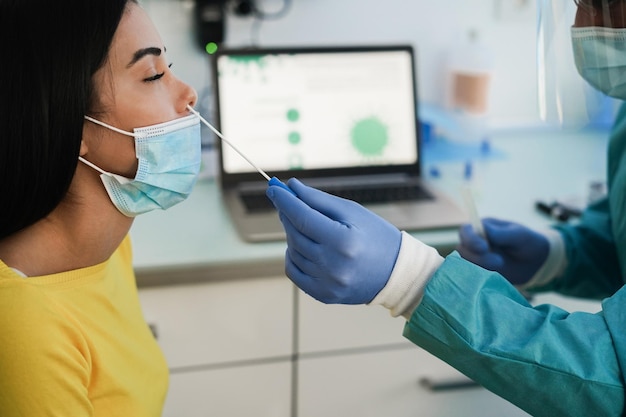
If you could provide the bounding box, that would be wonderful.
[143,63,173,83]
[144,72,164,82]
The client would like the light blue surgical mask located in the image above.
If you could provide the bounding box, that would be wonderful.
[572,26,626,99]
[79,113,201,217]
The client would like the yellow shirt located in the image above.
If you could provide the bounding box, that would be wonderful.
[0,236,168,417]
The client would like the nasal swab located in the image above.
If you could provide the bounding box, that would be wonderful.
[187,105,270,180]
[461,185,486,239]
[187,105,294,194]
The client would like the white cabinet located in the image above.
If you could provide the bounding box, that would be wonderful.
[297,289,530,417]
[298,348,530,417]
[295,289,602,417]
[298,289,411,354]
[138,276,294,416]
[139,277,294,368]
[163,362,292,417]
[138,279,568,417]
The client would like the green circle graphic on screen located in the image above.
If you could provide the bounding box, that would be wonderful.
[288,132,301,144]
[351,117,388,156]
[286,108,300,122]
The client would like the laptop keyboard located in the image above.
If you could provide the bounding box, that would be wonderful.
[241,183,434,213]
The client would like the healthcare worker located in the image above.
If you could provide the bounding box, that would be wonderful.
[0,0,199,415]
[266,1,626,416]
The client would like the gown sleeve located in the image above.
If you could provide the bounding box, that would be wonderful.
[404,252,625,417]
[534,197,623,299]
[534,101,626,299]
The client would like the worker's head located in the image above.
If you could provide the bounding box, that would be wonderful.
[538,0,626,127]
[573,0,626,28]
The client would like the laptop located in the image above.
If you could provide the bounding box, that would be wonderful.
[211,45,468,242]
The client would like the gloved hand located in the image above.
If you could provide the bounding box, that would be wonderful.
[266,178,402,304]
[457,217,550,286]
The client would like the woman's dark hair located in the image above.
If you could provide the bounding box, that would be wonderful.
[0,0,134,239]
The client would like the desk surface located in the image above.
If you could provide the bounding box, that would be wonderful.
[130,128,609,286]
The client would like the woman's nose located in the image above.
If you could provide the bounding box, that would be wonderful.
[177,78,198,112]
[185,84,198,110]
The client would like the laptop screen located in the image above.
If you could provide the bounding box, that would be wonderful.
[213,46,420,177]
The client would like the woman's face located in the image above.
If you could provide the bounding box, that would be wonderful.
[82,2,197,178]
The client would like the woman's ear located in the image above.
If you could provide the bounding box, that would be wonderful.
[79,139,89,157]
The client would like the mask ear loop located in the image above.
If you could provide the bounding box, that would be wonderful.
[78,156,108,175]
[80,116,138,181]
[84,116,138,137]
[78,156,133,184]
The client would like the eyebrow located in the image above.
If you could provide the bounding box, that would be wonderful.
[126,46,166,68]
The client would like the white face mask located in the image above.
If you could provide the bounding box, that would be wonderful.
[79,113,201,217]
[572,26,626,99]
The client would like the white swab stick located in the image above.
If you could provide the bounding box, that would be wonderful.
[187,105,271,181]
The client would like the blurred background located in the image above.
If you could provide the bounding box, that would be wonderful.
[142,0,539,133]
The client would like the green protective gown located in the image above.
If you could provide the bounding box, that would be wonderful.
[404,103,626,417]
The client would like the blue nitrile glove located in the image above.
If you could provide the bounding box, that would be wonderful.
[456,217,550,286]
[266,178,402,304]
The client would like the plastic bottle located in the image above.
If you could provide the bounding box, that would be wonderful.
[444,29,495,143]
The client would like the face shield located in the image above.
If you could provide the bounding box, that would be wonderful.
[537,0,624,128]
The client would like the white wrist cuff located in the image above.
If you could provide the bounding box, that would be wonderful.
[521,229,567,290]
[369,231,444,319]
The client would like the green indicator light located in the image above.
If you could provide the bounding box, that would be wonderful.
[205,42,218,55]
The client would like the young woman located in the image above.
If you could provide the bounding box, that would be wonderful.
[0,0,199,415]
